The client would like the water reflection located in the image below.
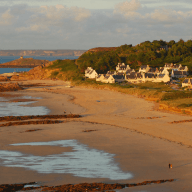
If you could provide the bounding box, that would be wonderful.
[0,140,133,180]
[0,101,49,117]
[0,95,49,116]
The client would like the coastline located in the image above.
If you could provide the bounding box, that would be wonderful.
[0,80,192,191]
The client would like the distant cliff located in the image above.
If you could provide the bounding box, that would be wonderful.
[0,50,87,57]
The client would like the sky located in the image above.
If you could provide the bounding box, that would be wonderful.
[0,0,192,50]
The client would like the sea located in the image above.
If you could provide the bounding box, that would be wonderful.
[0,56,79,74]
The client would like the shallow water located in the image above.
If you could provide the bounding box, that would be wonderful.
[0,140,133,180]
[0,96,49,116]
[0,101,49,117]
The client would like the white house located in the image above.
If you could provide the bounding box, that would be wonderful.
[172,64,182,71]
[153,74,170,83]
[101,74,125,84]
[164,63,174,70]
[182,78,192,88]
[125,72,143,83]
[171,70,188,78]
[125,69,135,75]
[85,67,98,79]
[179,66,188,72]
[147,67,159,74]
[139,65,150,73]
[143,73,156,82]
[113,75,125,83]
[158,67,169,75]
[96,74,105,82]
[107,71,116,75]
[116,63,130,73]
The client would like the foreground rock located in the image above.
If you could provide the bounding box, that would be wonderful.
[0,120,64,127]
[11,63,55,80]
[0,76,10,81]
[0,82,23,92]
[0,179,175,192]
[0,114,81,122]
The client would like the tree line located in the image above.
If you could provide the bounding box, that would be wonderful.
[77,39,192,74]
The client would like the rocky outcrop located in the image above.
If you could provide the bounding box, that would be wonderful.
[10,62,55,80]
[0,179,174,192]
[0,82,23,92]
[0,58,50,68]
[0,76,10,81]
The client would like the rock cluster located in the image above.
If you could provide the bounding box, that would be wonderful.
[0,82,23,92]
[0,179,174,192]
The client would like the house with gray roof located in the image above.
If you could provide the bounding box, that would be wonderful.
[147,67,159,74]
[85,67,98,79]
[179,66,188,72]
[182,78,192,88]
[116,63,130,73]
[153,73,170,83]
[139,65,150,73]
[125,72,143,83]
[164,63,174,69]
[171,70,188,78]
[172,64,182,71]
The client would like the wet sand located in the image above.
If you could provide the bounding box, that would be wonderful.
[0,80,192,191]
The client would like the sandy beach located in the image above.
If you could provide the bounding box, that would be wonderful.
[1,80,192,191]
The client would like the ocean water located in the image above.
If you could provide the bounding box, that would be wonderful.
[0,56,79,74]
[0,68,31,74]
[0,56,79,64]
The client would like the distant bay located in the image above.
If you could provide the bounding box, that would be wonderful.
[0,56,79,74]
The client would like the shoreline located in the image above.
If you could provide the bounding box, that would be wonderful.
[0,80,192,191]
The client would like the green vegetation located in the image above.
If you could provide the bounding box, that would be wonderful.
[45,39,192,114]
[47,59,83,81]
[77,39,192,73]
[77,51,121,74]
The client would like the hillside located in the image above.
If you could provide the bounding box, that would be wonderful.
[77,39,192,74]
[86,47,117,53]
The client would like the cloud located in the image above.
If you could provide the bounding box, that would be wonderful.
[16,24,49,32]
[113,1,192,25]
[147,8,192,24]
[14,5,91,32]
[33,5,91,24]
[114,0,142,17]
[150,8,181,22]
[0,9,14,25]
[0,2,192,50]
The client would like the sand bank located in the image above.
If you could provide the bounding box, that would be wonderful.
[0,80,192,191]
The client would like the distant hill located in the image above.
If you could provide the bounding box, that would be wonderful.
[0,50,87,57]
[86,47,117,53]
[0,57,50,68]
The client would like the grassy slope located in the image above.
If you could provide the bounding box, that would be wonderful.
[44,59,192,115]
